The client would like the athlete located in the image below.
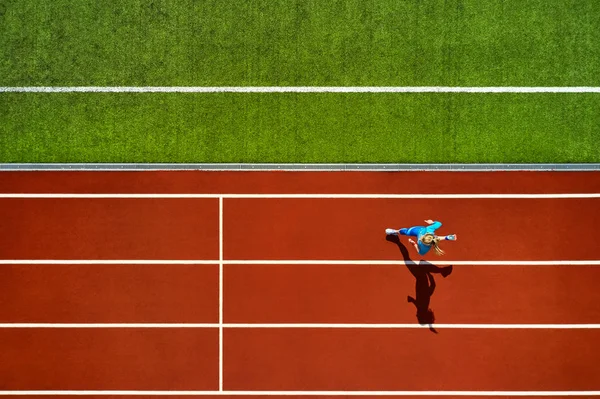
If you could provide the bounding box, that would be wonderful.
[385,219,456,256]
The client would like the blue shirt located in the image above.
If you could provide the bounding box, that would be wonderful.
[417,221,442,255]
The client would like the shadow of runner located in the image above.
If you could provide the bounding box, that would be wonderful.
[385,235,453,334]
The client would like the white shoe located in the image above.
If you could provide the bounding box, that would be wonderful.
[385,228,398,235]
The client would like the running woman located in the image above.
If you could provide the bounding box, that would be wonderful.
[386,220,457,256]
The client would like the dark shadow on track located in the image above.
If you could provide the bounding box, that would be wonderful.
[386,235,453,334]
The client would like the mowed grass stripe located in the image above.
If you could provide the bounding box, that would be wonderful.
[1,93,598,163]
[1,0,599,86]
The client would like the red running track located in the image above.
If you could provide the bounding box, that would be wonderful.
[224,264,600,324]
[1,171,600,194]
[0,171,599,394]
[2,197,598,261]
[224,329,600,391]
[0,198,218,259]
[0,329,218,390]
[0,264,218,323]
[223,197,600,261]
[4,263,598,324]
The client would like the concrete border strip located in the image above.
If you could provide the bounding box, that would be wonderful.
[1,163,600,171]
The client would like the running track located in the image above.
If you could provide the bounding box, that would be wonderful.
[1,171,600,397]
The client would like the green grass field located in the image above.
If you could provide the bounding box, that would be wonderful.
[1,0,599,163]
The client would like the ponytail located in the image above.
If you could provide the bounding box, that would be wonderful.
[421,233,445,256]
[431,238,445,256]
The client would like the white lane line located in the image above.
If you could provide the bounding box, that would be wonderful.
[221,260,600,266]
[1,193,600,199]
[2,86,600,93]
[0,391,598,396]
[219,197,224,392]
[223,323,600,329]
[0,260,220,264]
[0,324,219,328]
[1,323,599,329]
[1,260,600,265]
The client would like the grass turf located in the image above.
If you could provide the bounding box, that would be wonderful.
[2,0,599,86]
[1,93,598,163]
[1,0,599,163]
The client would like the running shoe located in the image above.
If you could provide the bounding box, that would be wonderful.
[385,228,398,235]
[446,234,457,241]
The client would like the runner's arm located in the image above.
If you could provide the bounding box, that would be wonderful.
[408,238,419,253]
[425,220,442,233]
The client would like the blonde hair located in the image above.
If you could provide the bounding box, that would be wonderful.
[422,233,445,256]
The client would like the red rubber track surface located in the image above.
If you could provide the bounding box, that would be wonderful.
[0,198,218,259]
[224,264,600,324]
[0,329,218,390]
[7,263,599,325]
[1,171,599,394]
[0,171,599,194]
[224,329,600,391]
[224,198,600,261]
[0,264,218,323]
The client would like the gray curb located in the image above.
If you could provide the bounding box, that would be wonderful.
[1,163,600,171]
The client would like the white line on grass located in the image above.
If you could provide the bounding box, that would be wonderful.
[1,323,599,329]
[1,193,600,199]
[2,86,600,93]
[1,260,599,265]
[0,391,598,396]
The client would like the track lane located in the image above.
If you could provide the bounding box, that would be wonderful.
[224,329,600,391]
[1,171,599,194]
[224,198,600,261]
[0,198,218,259]
[0,264,218,323]
[223,264,600,324]
[0,329,218,390]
